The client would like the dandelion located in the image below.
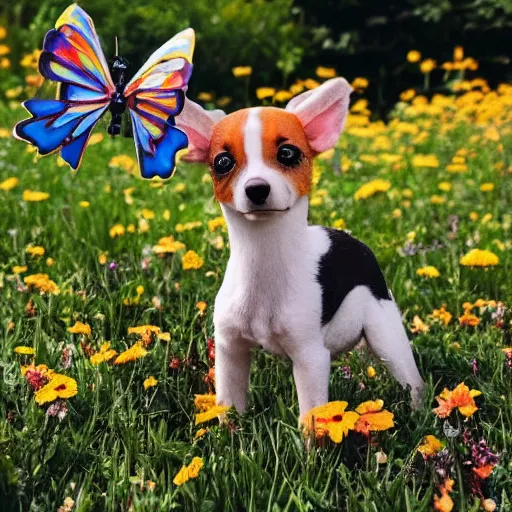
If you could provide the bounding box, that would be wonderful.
[114,342,148,365]
[98,253,107,265]
[90,342,117,365]
[0,177,19,191]
[14,346,35,355]
[197,92,213,102]
[303,78,320,89]
[232,66,252,77]
[182,250,204,270]
[140,208,155,220]
[26,246,45,257]
[302,401,360,443]
[173,457,204,486]
[196,301,207,315]
[417,266,440,278]
[24,273,60,294]
[109,224,125,238]
[407,50,421,63]
[366,366,377,378]
[274,90,293,102]
[354,179,391,200]
[351,77,369,89]
[433,382,482,418]
[22,190,50,202]
[460,249,499,267]
[128,325,160,336]
[256,87,276,100]
[143,376,158,390]
[109,155,136,174]
[420,59,436,73]
[12,265,27,274]
[79,201,90,208]
[400,89,416,102]
[208,216,226,232]
[412,154,439,168]
[34,373,78,405]
[480,183,494,192]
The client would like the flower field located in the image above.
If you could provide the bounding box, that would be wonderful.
[1,48,512,510]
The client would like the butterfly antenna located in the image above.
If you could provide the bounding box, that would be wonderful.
[115,36,119,57]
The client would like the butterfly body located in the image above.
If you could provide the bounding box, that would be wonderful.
[14,3,194,179]
[108,56,129,136]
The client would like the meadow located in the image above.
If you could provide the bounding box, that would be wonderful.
[1,54,512,510]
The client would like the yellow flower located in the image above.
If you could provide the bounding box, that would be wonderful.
[182,250,204,270]
[194,394,217,412]
[109,155,137,174]
[303,78,320,89]
[400,89,416,102]
[194,428,208,439]
[0,57,9,69]
[417,266,440,278]
[90,342,117,365]
[0,26,6,39]
[412,154,439,168]
[480,183,494,192]
[173,457,204,486]
[88,133,103,145]
[351,77,369,89]
[23,190,50,202]
[196,301,207,315]
[459,311,480,327]
[216,96,232,107]
[26,246,45,257]
[460,249,499,267]
[0,177,19,191]
[157,332,171,342]
[5,86,23,99]
[430,306,452,326]
[411,315,429,334]
[484,126,500,142]
[434,479,455,512]
[14,346,35,355]
[114,342,148,365]
[197,92,214,102]
[354,400,394,435]
[153,236,186,254]
[418,435,443,456]
[366,366,377,378]
[140,208,155,220]
[208,216,226,232]
[12,265,27,274]
[195,405,230,425]
[98,253,107,265]
[24,273,60,294]
[34,373,78,404]
[274,90,293,102]
[128,325,160,336]
[453,46,464,61]
[438,182,452,192]
[67,321,91,336]
[79,201,90,208]
[433,383,482,418]
[354,179,391,200]
[232,66,252,78]
[256,87,276,100]
[0,44,10,56]
[47,257,55,266]
[316,66,336,79]
[407,50,421,63]
[332,218,346,230]
[143,376,158,390]
[302,401,360,443]
[420,59,436,73]
[109,224,125,238]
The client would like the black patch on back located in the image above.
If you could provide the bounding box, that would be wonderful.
[317,228,391,325]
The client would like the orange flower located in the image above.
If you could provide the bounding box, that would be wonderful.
[303,401,360,443]
[433,382,482,418]
[459,312,480,327]
[418,435,443,456]
[434,479,454,512]
[473,465,494,479]
[354,400,395,436]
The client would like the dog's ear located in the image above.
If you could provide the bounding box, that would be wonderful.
[286,77,352,154]
[176,98,226,162]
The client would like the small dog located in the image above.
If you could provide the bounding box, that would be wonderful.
[177,78,425,419]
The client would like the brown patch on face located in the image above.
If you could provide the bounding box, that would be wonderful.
[259,108,314,196]
[209,109,249,203]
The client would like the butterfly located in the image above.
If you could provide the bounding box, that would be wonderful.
[13,3,194,179]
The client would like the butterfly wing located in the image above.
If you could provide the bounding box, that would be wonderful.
[13,4,114,170]
[124,28,194,179]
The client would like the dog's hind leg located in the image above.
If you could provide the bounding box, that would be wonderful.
[363,296,425,408]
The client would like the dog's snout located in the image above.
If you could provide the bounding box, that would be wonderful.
[245,178,271,206]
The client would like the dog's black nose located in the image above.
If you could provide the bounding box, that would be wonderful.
[245,182,271,205]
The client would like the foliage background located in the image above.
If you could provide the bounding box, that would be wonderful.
[1,0,511,112]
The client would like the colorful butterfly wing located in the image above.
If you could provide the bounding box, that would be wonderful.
[124,28,194,179]
[13,4,114,170]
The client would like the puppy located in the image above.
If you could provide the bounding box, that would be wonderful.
[177,78,425,419]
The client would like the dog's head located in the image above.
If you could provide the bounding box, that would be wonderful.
[176,78,352,220]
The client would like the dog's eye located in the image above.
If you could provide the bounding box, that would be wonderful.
[277,144,301,167]
[213,152,236,175]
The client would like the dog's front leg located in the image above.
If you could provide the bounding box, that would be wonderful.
[291,345,331,419]
[215,331,252,413]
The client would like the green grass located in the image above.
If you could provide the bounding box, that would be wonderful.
[0,100,511,511]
